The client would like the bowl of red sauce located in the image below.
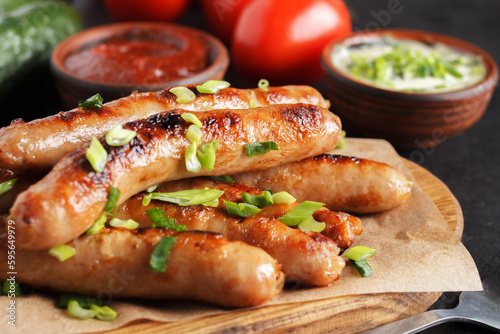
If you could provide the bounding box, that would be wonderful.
[51,22,229,107]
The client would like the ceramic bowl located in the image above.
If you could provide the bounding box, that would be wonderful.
[321,29,498,148]
[51,22,229,108]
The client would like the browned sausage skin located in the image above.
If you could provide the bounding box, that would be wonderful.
[10,104,342,250]
[231,154,413,214]
[0,85,329,175]
[0,223,284,308]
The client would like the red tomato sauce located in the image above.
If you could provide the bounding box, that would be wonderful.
[64,28,210,85]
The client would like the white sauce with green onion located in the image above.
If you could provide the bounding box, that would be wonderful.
[332,36,486,93]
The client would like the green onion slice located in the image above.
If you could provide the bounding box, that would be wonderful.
[244,141,279,157]
[0,178,17,196]
[86,136,108,173]
[142,188,224,207]
[48,244,76,262]
[170,87,196,103]
[196,80,231,94]
[271,191,296,204]
[78,93,103,109]
[277,201,325,227]
[105,124,136,146]
[68,300,97,319]
[105,186,120,215]
[109,218,139,229]
[86,214,107,236]
[186,124,202,144]
[90,305,118,321]
[224,200,262,217]
[352,259,373,277]
[150,236,177,272]
[2,281,22,297]
[147,184,161,192]
[343,245,377,262]
[181,112,202,128]
[57,293,102,309]
[185,141,202,173]
[242,190,274,207]
[210,175,234,183]
[197,140,219,171]
[336,130,347,149]
[146,207,186,231]
[258,79,269,91]
[297,215,326,233]
[249,91,260,108]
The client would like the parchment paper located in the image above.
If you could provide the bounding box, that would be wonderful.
[0,138,482,334]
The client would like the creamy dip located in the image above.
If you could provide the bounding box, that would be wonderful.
[332,36,486,93]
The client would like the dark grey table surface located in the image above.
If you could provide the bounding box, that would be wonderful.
[1,1,498,333]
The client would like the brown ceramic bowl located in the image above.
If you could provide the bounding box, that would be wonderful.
[51,22,229,108]
[321,29,498,148]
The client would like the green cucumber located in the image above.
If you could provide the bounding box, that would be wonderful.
[0,0,83,98]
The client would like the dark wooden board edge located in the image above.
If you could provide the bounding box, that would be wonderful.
[102,158,464,334]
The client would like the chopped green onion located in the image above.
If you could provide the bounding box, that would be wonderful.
[244,141,279,157]
[146,207,186,231]
[68,300,97,319]
[197,140,219,171]
[86,214,107,236]
[78,93,103,109]
[352,259,373,277]
[90,305,118,321]
[150,236,177,272]
[105,186,120,215]
[57,293,102,309]
[343,246,377,262]
[147,184,161,192]
[181,112,202,128]
[271,191,296,204]
[142,188,224,207]
[224,200,262,217]
[277,201,325,227]
[210,175,234,183]
[196,80,231,94]
[336,130,347,149]
[202,197,220,207]
[249,91,260,108]
[105,124,136,146]
[242,190,274,207]
[48,245,76,262]
[258,79,269,91]
[185,141,202,172]
[0,178,17,196]
[109,218,139,229]
[86,136,108,173]
[297,215,326,233]
[170,87,196,103]
[186,124,202,144]
[2,281,22,297]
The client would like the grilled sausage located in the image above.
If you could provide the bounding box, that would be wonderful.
[10,104,342,250]
[0,223,284,308]
[231,154,413,214]
[116,179,348,286]
[0,85,329,175]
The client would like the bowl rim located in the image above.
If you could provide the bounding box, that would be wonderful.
[51,21,229,90]
[321,28,498,101]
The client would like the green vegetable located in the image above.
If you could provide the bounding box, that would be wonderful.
[105,124,136,146]
[48,244,76,262]
[0,0,83,99]
[186,124,202,144]
[90,305,118,321]
[242,190,274,207]
[2,281,22,297]
[344,245,377,277]
[79,93,103,109]
[105,186,120,215]
[86,214,106,236]
[297,215,325,233]
[150,236,177,272]
[185,141,202,172]
[68,300,96,319]
[258,79,269,91]
[142,188,224,207]
[109,218,139,229]
[210,175,234,183]
[224,200,262,218]
[146,207,186,231]
[244,141,279,156]
[181,112,202,128]
[336,130,347,149]
[0,178,16,196]
[170,87,196,103]
[277,201,325,227]
[271,191,296,204]
[197,140,219,171]
[57,293,102,309]
[196,80,230,94]
[86,136,108,173]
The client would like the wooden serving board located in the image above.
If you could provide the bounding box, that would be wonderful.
[105,159,464,334]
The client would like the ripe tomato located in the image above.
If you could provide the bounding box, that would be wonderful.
[104,0,190,22]
[232,0,352,85]
[200,0,254,44]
